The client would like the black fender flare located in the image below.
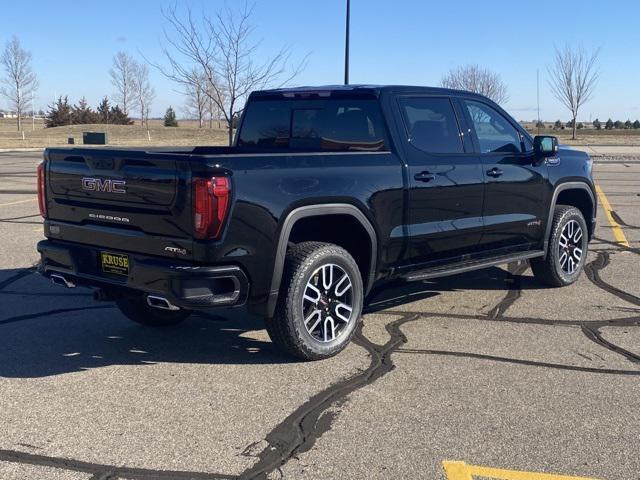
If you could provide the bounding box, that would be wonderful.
[543,181,595,255]
[266,203,378,317]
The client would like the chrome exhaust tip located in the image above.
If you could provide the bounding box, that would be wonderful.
[146,295,180,311]
[50,274,76,288]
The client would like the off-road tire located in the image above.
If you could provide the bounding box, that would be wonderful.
[531,205,588,287]
[116,295,192,326]
[265,241,364,361]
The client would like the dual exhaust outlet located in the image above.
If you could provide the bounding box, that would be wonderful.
[50,273,76,289]
[145,295,180,311]
[50,274,180,311]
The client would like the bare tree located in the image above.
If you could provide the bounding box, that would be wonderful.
[548,45,600,140]
[0,36,38,131]
[206,78,224,129]
[153,3,306,145]
[109,51,136,115]
[441,64,509,105]
[183,69,208,128]
[132,62,155,126]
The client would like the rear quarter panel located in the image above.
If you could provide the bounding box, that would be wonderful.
[202,152,406,310]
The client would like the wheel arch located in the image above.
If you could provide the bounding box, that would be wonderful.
[266,204,378,318]
[544,182,595,256]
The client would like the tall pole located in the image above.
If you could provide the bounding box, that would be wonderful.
[344,0,350,85]
[536,69,540,134]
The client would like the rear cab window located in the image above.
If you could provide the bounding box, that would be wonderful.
[237,98,388,152]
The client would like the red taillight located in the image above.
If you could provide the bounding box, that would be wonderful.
[37,162,47,218]
[193,176,231,239]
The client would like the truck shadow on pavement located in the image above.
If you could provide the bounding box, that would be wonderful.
[1,263,542,379]
[364,263,541,313]
[0,268,297,378]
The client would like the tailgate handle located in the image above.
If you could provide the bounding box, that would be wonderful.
[85,157,115,170]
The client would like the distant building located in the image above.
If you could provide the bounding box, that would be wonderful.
[0,111,18,118]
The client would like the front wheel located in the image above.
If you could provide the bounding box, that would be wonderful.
[265,242,364,360]
[531,205,588,287]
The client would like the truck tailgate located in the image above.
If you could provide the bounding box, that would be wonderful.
[44,148,201,259]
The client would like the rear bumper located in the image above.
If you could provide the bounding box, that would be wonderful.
[37,240,249,310]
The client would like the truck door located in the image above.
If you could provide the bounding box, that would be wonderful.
[398,96,485,267]
[461,99,548,251]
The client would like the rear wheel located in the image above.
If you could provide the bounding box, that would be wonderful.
[531,205,588,287]
[116,295,192,326]
[266,242,364,360]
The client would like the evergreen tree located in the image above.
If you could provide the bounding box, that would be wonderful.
[554,120,562,130]
[633,120,640,129]
[45,96,73,128]
[625,120,633,129]
[566,119,575,129]
[577,122,584,130]
[96,97,111,124]
[73,97,98,124]
[614,120,624,129]
[109,105,132,125]
[535,120,545,129]
[164,106,178,127]
[605,118,614,130]
[592,118,601,130]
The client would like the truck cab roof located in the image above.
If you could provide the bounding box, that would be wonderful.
[251,84,490,101]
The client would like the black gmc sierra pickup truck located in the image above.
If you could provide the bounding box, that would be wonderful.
[37,85,596,360]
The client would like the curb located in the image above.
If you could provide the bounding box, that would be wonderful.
[0,148,45,153]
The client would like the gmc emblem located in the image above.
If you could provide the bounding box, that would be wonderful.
[82,177,126,194]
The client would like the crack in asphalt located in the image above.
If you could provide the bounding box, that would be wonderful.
[1,238,640,478]
[611,210,640,230]
[0,266,36,291]
[0,305,113,326]
[0,450,234,480]
[593,235,640,255]
[395,348,640,376]
[381,308,640,329]
[0,214,40,221]
[0,219,42,225]
[584,251,640,307]
[237,313,420,480]
[486,261,527,319]
[581,325,640,364]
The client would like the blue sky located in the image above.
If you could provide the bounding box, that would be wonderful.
[1,0,638,121]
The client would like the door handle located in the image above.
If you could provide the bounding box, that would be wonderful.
[487,167,504,178]
[414,171,435,182]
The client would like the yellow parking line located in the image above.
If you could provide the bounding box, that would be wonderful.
[443,461,601,480]
[595,185,629,247]
[0,198,37,208]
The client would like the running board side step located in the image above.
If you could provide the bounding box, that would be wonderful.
[403,250,544,282]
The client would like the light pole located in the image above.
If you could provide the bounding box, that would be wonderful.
[344,0,350,85]
[537,69,540,134]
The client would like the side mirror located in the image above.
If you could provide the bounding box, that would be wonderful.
[534,135,559,158]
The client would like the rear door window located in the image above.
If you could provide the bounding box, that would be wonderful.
[400,97,464,154]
